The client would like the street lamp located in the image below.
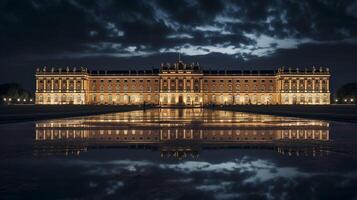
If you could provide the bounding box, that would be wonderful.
[351,98,354,103]
[344,99,348,103]
[23,99,26,102]
[335,99,338,103]
[17,98,20,102]
[3,98,6,102]
[30,99,33,102]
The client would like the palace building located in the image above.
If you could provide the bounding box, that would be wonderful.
[35,60,331,106]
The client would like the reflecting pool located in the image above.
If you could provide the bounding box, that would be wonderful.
[1,109,357,199]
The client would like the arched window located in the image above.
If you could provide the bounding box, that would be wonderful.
[77,95,82,104]
[307,80,313,91]
[252,95,257,104]
[100,94,104,103]
[124,94,128,104]
[268,95,273,104]
[260,95,266,104]
[170,96,175,104]
[62,95,66,103]
[284,95,289,103]
[69,95,73,103]
[300,95,305,104]
[69,81,74,91]
[116,95,120,104]
[315,96,320,104]
[227,95,233,104]
[244,95,249,104]
[76,80,81,91]
[108,94,112,103]
[293,95,297,104]
[235,95,240,104]
[62,80,67,90]
[163,95,168,104]
[308,95,313,103]
[39,95,43,102]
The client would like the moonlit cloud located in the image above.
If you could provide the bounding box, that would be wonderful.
[59,157,314,184]
[160,44,241,56]
[195,25,222,32]
[105,181,124,195]
[59,157,311,182]
[89,30,98,37]
[150,2,181,31]
[1,0,356,61]
[158,158,312,183]
[105,22,124,37]
[195,25,233,35]
[242,33,315,57]
[347,1,357,18]
[24,155,357,199]
[195,181,232,192]
[214,15,242,24]
[1,0,357,90]
[167,33,194,39]
[125,46,137,52]
[86,42,122,51]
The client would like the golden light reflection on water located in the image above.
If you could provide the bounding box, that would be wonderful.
[34,109,330,158]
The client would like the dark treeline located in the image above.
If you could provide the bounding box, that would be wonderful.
[335,83,357,104]
[0,83,33,104]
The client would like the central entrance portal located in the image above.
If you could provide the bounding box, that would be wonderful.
[178,95,183,105]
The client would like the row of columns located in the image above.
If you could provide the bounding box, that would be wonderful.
[36,129,329,141]
[161,77,203,92]
[37,78,85,92]
[280,129,329,140]
[283,78,329,92]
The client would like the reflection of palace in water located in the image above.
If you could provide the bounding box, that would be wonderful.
[34,109,330,158]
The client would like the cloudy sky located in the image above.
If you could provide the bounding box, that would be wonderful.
[1,0,357,92]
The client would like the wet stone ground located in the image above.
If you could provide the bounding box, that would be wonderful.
[1,109,357,200]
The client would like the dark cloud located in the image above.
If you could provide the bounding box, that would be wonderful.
[0,0,357,92]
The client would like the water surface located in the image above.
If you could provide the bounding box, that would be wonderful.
[1,109,357,199]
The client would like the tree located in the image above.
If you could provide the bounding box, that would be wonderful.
[336,83,357,104]
[0,83,32,104]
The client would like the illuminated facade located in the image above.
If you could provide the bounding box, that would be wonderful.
[35,61,330,105]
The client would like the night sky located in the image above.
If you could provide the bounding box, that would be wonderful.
[1,0,357,93]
